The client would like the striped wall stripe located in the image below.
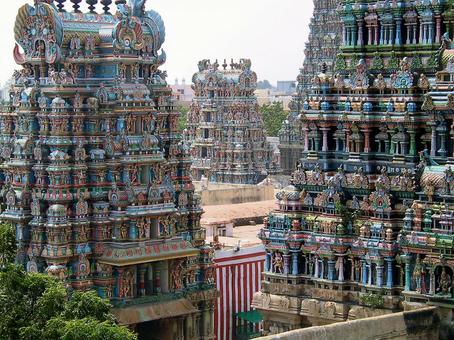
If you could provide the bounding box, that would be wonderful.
[214,247,265,340]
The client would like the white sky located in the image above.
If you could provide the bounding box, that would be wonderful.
[0,0,313,86]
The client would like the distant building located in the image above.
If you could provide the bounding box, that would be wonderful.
[255,89,292,111]
[170,78,194,106]
[276,81,296,95]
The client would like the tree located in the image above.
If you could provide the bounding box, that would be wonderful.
[178,106,189,132]
[0,265,137,340]
[260,102,288,137]
[0,222,16,267]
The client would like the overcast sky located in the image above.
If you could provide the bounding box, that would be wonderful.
[0,0,313,86]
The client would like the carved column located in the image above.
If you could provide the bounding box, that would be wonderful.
[362,260,367,285]
[429,269,435,295]
[321,127,329,152]
[362,129,371,153]
[409,129,417,156]
[139,265,146,296]
[265,252,271,272]
[430,123,437,157]
[357,20,364,46]
[314,256,319,278]
[338,257,344,282]
[404,256,412,291]
[283,254,291,275]
[386,257,394,288]
[328,258,335,281]
[303,127,309,152]
[436,16,442,43]
[367,262,372,285]
[291,252,299,275]
[395,19,402,45]
[376,262,384,287]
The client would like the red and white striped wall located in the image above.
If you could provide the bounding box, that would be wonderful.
[214,245,265,340]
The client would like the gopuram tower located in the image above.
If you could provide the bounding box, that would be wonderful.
[1,0,216,338]
[254,0,454,336]
[279,0,342,175]
[185,59,278,184]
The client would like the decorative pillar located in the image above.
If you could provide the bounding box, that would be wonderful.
[409,130,417,156]
[386,258,393,288]
[404,257,411,291]
[320,259,325,279]
[283,254,291,275]
[429,270,435,295]
[338,257,344,282]
[139,266,146,296]
[363,129,371,153]
[362,260,367,285]
[395,19,402,45]
[368,26,372,45]
[436,17,441,43]
[292,252,299,275]
[328,258,335,281]
[367,263,372,285]
[430,123,437,157]
[357,21,364,46]
[304,128,309,152]
[406,25,410,44]
[380,25,384,45]
[322,128,329,152]
[314,256,319,278]
[419,22,424,44]
[265,252,271,272]
[376,263,384,287]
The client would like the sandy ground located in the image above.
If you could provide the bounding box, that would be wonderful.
[201,200,276,224]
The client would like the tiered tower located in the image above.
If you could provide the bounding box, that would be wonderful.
[279,0,342,175]
[301,0,343,89]
[255,0,454,335]
[1,0,216,338]
[185,59,278,184]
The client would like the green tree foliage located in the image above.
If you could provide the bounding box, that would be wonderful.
[0,222,16,267]
[0,265,137,340]
[260,102,288,137]
[178,106,189,132]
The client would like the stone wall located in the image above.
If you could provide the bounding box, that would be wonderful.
[257,307,440,340]
[194,182,275,206]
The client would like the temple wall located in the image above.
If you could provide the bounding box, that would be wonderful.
[195,182,275,206]
[257,307,440,340]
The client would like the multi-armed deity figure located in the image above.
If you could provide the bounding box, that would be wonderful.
[255,0,454,335]
[1,0,217,338]
[184,58,279,184]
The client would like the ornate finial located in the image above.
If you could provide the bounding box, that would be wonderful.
[70,0,82,12]
[321,62,327,74]
[87,0,98,13]
[56,0,66,11]
[223,59,227,70]
[230,58,234,70]
[115,0,126,4]
[101,0,112,13]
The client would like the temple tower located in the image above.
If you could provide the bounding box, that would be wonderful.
[257,0,454,335]
[2,0,217,337]
[279,0,342,175]
[185,59,278,184]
